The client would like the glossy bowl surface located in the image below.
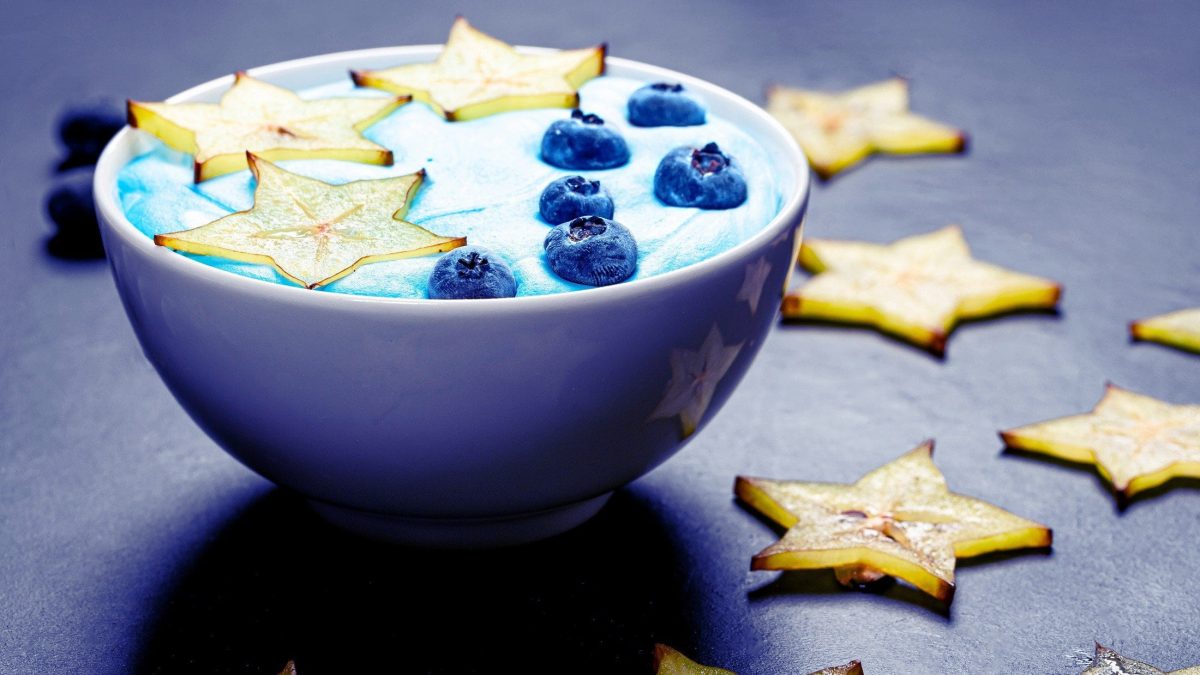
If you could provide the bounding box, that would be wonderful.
[95,45,809,546]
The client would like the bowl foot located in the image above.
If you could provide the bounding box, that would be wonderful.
[307,492,613,548]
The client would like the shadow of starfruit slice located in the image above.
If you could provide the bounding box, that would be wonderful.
[736,441,1052,604]
[782,225,1061,355]
[1002,384,1200,501]
[1131,308,1200,355]
[765,77,966,179]
[1082,643,1200,674]
[154,153,464,289]
[129,72,407,182]
[352,16,605,121]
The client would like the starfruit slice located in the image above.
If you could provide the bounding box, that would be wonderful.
[128,72,406,181]
[1001,385,1200,501]
[154,153,464,289]
[654,644,736,675]
[352,17,605,121]
[765,77,966,179]
[736,441,1052,604]
[1131,308,1200,355]
[1081,643,1200,674]
[782,225,1061,355]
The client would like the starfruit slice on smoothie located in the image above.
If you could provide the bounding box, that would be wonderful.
[154,153,464,289]
[352,16,605,121]
[654,644,736,675]
[736,441,1052,604]
[1001,385,1200,501]
[128,72,406,181]
[1131,307,1200,354]
[766,77,966,179]
[782,226,1061,355]
[1081,643,1200,674]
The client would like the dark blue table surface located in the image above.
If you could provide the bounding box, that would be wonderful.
[3,1,1198,673]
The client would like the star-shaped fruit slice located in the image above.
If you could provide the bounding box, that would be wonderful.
[154,153,464,289]
[782,225,1061,355]
[128,72,406,181]
[1001,385,1200,502]
[766,77,966,179]
[352,17,605,121]
[1131,308,1200,355]
[1081,643,1200,674]
[736,441,1052,604]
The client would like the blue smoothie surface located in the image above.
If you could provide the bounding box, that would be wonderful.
[117,75,785,298]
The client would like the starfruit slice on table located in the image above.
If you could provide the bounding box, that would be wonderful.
[765,77,966,179]
[1081,643,1200,674]
[812,662,865,675]
[1001,385,1200,502]
[277,661,298,675]
[128,72,406,182]
[154,153,464,289]
[1131,307,1200,355]
[736,441,1052,604]
[654,644,736,675]
[782,225,1061,355]
[352,16,605,121]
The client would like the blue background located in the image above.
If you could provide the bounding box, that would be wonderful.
[3,1,1198,673]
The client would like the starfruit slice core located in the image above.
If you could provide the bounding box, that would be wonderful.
[128,72,406,182]
[736,441,1052,604]
[1081,643,1200,674]
[766,77,966,179]
[352,16,605,121]
[783,225,1061,355]
[1002,385,1200,501]
[154,153,465,289]
[1131,307,1200,355]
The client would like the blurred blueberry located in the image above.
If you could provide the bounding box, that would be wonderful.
[57,99,126,169]
[45,169,105,259]
[540,109,630,170]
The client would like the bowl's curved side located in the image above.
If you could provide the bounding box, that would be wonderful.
[94,46,809,530]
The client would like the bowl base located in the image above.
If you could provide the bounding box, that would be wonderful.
[307,492,613,548]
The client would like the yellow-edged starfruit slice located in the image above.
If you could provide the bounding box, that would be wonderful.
[1001,384,1200,501]
[653,644,736,675]
[765,77,966,179]
[736,441,1052,604]
[352,16,605,121]
[128,72,406,181]
[783,225,1062,355]
[1131,307,1200,355]
[154,153,464,289]
[1081,643,1200,674]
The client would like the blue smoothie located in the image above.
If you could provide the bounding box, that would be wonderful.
[117,75,785,298]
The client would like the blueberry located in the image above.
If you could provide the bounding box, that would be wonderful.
[538,175,615,224]
[45,169,105,258]
[543,215,637,287]
[540,109,630,170]
[627,82,706,127]
[57,100,126,169]
[653,142,747,209]
[427,246,517,299]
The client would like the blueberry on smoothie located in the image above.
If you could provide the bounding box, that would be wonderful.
[45,170,105,258]
[57,101,125,168]
[627,82,706,127]
[540,109,630,170]
[543,215,637,287]
[653,142,747,209]
[539,175,615,224]
[428,246,517,299]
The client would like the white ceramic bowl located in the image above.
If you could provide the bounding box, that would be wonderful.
[95,46,809,547]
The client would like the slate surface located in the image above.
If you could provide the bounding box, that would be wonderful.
[2,1,1198,673]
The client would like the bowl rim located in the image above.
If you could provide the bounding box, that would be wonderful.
[94,44,810,311]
